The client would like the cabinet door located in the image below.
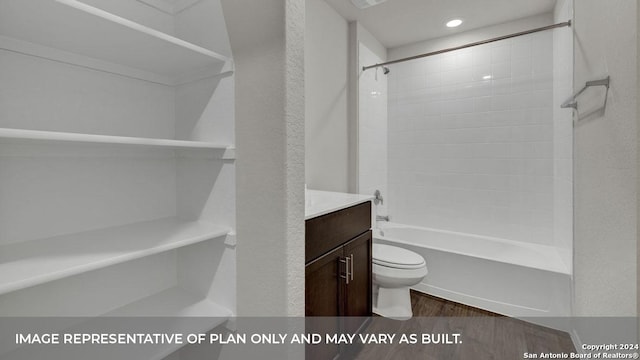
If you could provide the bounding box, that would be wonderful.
[306,246,344,360]
[305,245,344,316]
[343,231,372,333]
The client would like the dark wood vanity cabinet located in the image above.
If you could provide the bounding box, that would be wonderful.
[342,231,372,331]
[306,245,344,317]
[305,230,372,318]
[305,202,372,359]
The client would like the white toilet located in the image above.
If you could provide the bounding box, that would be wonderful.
[372,243,428,320]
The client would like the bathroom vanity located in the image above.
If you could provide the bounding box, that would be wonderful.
[305,190,373,359]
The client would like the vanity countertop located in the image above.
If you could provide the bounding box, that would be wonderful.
[305,189,374,220]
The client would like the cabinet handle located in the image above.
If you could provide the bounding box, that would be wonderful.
[350,254,354,281]
[339,257,350,285]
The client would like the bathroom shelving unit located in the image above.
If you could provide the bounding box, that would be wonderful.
[0,0,236,358]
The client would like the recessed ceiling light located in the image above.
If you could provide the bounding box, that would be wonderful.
[446,19,463,28]
[350,0,388,9]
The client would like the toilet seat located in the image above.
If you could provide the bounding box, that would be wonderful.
[373,244,426,270]
[372,243,428,320]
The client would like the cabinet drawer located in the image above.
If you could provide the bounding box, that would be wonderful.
[305,202,371,263]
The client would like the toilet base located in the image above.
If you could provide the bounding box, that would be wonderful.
[373,285,413,320]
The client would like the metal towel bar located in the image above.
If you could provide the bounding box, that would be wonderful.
[561,76,610,110]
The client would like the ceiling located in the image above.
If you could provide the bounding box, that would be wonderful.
[323,0,556,48]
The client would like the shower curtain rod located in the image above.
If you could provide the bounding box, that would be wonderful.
[362,20,571,71]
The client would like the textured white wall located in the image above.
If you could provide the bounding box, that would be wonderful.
[305,0,349,192]
[221,0,305,317]
[387,18,555,245]
[572,0,637,317]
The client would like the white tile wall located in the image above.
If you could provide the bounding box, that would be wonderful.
[388,31,555,245]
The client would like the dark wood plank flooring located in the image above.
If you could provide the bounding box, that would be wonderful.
[354,290,575,360]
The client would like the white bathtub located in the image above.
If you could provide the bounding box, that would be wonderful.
[374,223,571,321]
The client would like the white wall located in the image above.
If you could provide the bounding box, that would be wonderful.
[356,23,388,216]
[358,43,388,216]
[553,0,573,271]
[349,22,387,194]
[221,0,305,317]
[572,0,637,319]
[387,15,556,245]
[305,0,349,192]
[357,23,386,62]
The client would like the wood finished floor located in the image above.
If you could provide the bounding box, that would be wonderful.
[354,290,576,360]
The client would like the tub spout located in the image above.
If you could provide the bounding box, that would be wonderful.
[376,215,390,222]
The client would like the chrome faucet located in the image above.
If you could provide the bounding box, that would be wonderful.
[376,215,390,222]
[374,190,383,205]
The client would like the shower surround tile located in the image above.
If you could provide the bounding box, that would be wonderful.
[388,30,554,245]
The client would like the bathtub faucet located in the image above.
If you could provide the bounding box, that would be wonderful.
[376,215,390,222]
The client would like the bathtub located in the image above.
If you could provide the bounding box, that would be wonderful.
[374,223,571,322]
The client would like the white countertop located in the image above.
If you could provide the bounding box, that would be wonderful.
[305,190,374,220]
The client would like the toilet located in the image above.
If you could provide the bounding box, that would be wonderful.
[372,244,428,320]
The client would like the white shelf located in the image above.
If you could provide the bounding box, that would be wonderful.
[0,0,230,81]
[4,287,232,360]
[0,128,234,154]
[0,218,230,296]
[105,287,232,318]
[101,287,232,360]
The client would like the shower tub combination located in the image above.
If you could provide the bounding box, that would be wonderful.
[374,223,571,319]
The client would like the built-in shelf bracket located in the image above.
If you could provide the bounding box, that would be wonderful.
[224,232,237,247]
[222,147,236,160]
[561,76,610,110]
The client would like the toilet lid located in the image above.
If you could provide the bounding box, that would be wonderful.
[373,244,426,269]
